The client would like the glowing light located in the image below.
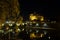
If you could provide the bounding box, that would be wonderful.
[43,23,48,27]
[9,29,13,32]
[6,27,9,30]
[9,24,13,26]
[12,21,15,24]
[48,36,51,39]
[6,21,15,24]
[30,33,36,38]
[9,21,12,23]
[16,29,19,33]
[36,30,39,33]
[40,16,44,21]
[17,28,21,32]
[22,23,25,25]
[16,23,20,26]
[25,22,28,24]
[6,21,9,23]
[30,14,37,20]
[2,23,4,26]
[40,33,44,38]
[36,23,39,26]
[22,28,24,31]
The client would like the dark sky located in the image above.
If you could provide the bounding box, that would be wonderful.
[19,0,59,21]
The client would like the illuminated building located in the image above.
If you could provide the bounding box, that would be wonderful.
[30,14,37,21]
[29,13,44,22]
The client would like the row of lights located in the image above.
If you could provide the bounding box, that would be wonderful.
[0,21,48,27]
[0,28,25,34]
[30,31,51,39]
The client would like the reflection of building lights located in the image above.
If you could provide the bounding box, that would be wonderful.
[0,30,4,33]
[40,34,44,38]
[30,29,32,32]
[12,21,15,24]
[51,21,56,23]
[6,21,9,23]
[36,23,39,26]
[22,28,24,31]
[9,21,12,23]
[12,31,15,34]
[9,29,13,32]
[9,24,13,26]
[26,21,29,23]
[6,21,15,24]
[22,23,25,25]
[27,32,28,34]
[2,23,5,26]
[40,16,44,21]
[48,36,51,39]
[33,21,36,23]
[30,23,32,26]
[30,33,36,38]
[43,23,48,27]
[41,22,45,23]
[6,27,9,30]
[17,28,21,32]
[36,30,39,33]
[44,31,47,35]
[16,23,20,26]
[25,22,28,24]
[30,22,32,23]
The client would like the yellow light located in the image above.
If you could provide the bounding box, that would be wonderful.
[30,33,36,38]
[6,27,9,30]
[2,23,4,26]
[30,14,37,21]
[40,16,44,21]
[30,16,37,20]
[16,23,20,26]
[16,28,19,33]
[40,33,44,38]
[9,24,13,26]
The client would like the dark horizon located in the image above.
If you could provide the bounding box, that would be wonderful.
[19,0,58,21]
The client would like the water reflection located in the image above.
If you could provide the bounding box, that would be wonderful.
[0,21,59,40]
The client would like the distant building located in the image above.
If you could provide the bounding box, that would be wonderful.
[29,13,44,22]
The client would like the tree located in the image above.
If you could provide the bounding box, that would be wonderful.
[0,0,20,29]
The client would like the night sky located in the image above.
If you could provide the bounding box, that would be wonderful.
[19,0,59,21]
